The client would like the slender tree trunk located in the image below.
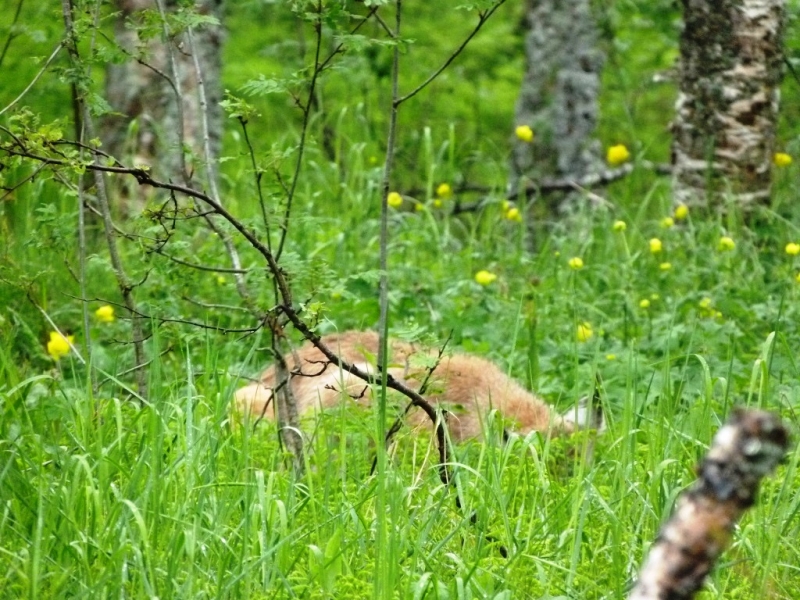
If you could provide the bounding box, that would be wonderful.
[672,0,785,208]
[103,0,224,210]
[510,0,605,207]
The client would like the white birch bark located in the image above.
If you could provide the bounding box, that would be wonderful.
[672,0,785,207]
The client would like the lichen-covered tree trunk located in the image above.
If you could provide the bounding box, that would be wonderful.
[510,0,605,204]
[103,0,223,208]
[672,0,785,207]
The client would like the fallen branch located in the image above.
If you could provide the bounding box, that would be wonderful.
[628,409,789,600]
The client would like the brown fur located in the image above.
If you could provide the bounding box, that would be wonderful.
[234,330,596,442]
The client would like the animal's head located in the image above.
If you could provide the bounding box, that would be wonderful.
[560,388,605,434]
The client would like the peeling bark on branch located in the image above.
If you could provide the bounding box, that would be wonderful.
[672,0,785,207]
[628,409,789,600]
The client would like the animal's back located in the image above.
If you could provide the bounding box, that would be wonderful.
[234,330,417,422]
[405,353,556,440]
[234,330,595,440]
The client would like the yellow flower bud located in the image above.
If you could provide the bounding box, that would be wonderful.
[94,305,115,323]
[515,125,534,143]
[474,270,497,286]
[576,322,593,343]
[674,204,689,220]
[785,242,800,256]
[718,236,735,252]
[568,257,584,270]
[387,192,403,208]
[659,262,672,271]
[436,183,452,199]
[613,220,627,232]
[505,207,522,222]
[649,238,663,254]
[660,217,674,229]
[606,144,631,166]
[47,331,74,360]
[639,299,650,309]
[774,152,792,167]
[605,353,617,361]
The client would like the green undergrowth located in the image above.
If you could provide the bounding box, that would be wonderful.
[1,333,799,598]
[3,1,800,598]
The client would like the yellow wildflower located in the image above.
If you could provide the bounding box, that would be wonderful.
[94,305,115,323]
[568,257,584,270]
[660,217,674,229]
[659,262,672,271]
[515,125,534,143]
[576,322,593,343]
[639,299,650,309]
[415,202,425,212]
[774,152,792,167]
[649,238,663,254]
[216,275,226,285]
[613,220,627,232]
[718,236,735,252]
[674,204,689,220]
[785,242,800,256]
[606,353,617,361]
[433,199,443,208]
[505,207,523,222]
[606,144,631,166]
[47,331,74,361]
[699,297,712,310]
[387,192,403,208]
[436,183,453,199]
[474,270,497,286]
[501,199,511,211]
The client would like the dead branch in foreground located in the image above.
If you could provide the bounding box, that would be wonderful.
[628,409,789,600]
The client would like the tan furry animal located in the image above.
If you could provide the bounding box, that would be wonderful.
[234,330,602,441]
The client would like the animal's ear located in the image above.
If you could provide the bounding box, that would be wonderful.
[561,389,605,432]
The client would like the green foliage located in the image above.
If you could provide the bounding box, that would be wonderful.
[1,0,800,598]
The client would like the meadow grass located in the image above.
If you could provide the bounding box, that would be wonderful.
[2,2,800,598]
[2,151,800,598]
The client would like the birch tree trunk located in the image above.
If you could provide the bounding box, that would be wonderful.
[672,0,785,208]
[509,0,605,207]
[103,0,224,209]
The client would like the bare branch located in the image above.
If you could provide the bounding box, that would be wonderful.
[275,0,325,262]
[396,0,508,106]
[0,40,64,118]
[628,409,789,600]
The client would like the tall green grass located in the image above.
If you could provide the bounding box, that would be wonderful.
[3,170,800,597]
[3,1,800,598]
